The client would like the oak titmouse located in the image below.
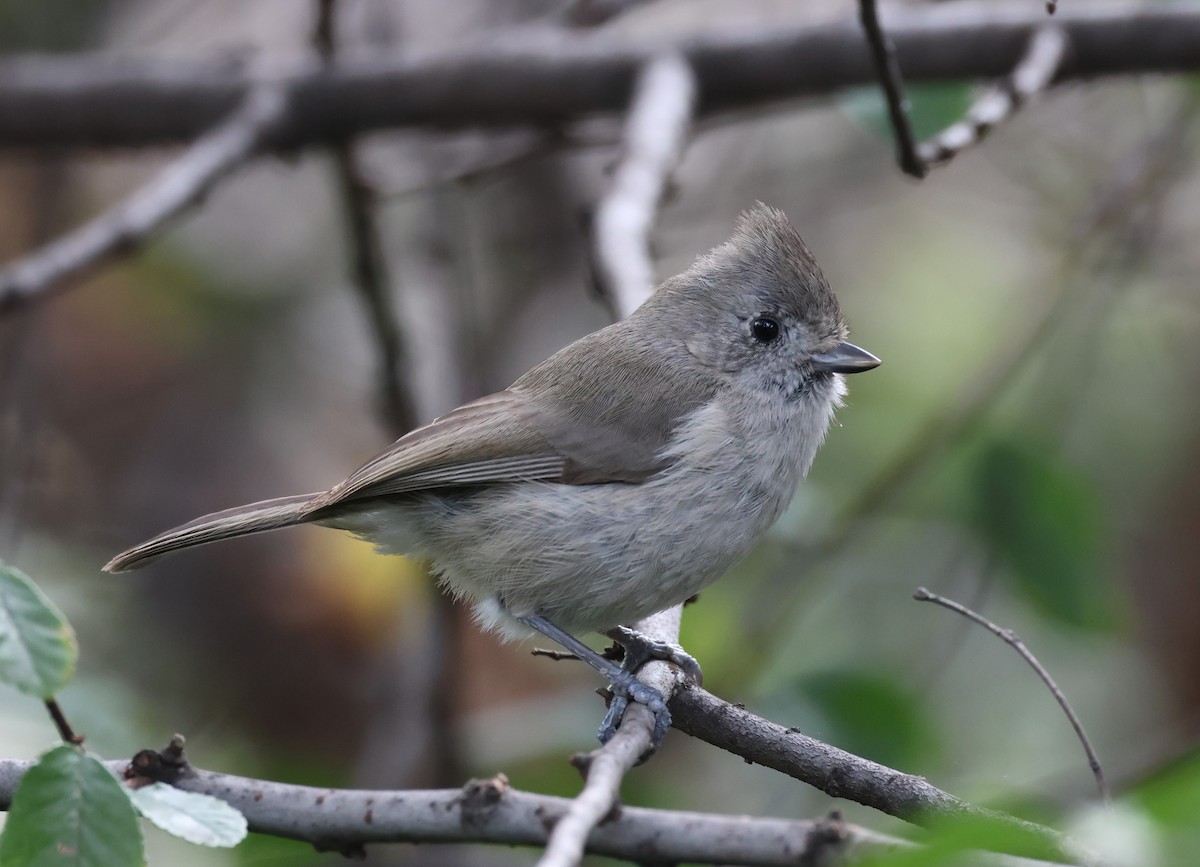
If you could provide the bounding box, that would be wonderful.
[105,204,879,746]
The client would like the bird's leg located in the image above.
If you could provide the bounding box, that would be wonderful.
[519,614,671,751]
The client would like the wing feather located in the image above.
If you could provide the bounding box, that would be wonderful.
[305,317,725,513]
[305,390,566,512]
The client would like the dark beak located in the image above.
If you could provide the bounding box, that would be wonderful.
[810,341,881,374]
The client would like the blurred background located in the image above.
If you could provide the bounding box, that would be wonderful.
[2,0,1200,864]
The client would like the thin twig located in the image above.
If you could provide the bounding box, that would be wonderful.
[0,82,286,314]
[43,699,82,745]
[913,587,1111,806]
[858,0,925,178]
[918,27,1069,169]
[531,647,580,661]
[313,0,417,436]
[538,711,654,867]
[590,54,695,318]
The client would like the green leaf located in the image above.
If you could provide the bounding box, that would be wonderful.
[796,668,937,769]
[858,810,1066,866]
[840,82,977,142]
[0,745,143,867]
[0,562,78,698]
[971,441,1114,631]
[129,783,247,848]
[1131,749,1200,829]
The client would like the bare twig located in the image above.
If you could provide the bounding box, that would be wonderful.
[591,54,695,318]
[913,587,1111,806]
[531,647,580,661]
[858,0,925,178]
[0,82,286,313]
[43,699,82,745]
[313,0,416,436]
[917,27,1069,169]
[538,709,654,867]
[0,3,1197,149]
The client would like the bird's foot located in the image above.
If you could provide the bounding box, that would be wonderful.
[596,669,671,749]
[604,625,704,687]
[517,613,698,759]
[594,625,703,752]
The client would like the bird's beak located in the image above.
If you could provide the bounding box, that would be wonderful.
[810,341,881,374]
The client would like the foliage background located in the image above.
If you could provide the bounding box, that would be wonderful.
[2,1,1199,864]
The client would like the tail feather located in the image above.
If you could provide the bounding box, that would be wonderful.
[104,493,321,572]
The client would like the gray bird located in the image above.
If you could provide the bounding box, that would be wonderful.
[106,204,880,749]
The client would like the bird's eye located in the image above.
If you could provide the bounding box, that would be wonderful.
[750,317,781,344]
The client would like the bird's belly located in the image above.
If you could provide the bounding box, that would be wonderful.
[328,400,815,640]
[382,473,793,639]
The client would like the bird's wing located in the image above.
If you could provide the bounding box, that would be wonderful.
[307,324,721,511]
[305,390,566,511]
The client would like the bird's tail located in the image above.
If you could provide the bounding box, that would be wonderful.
[103,492,321,572]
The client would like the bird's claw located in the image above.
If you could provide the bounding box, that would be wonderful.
[597,670,671,756]
[605,625,704,687]
[595,626,700,756]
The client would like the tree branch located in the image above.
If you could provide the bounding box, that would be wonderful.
[668,685,1098,865]
[0,759,917,865]
[0,752,1080,865]
[539,709,655,867]
[0,82,286,312]
[0,2,1195,149]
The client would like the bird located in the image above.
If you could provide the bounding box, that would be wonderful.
[105,203,880,748]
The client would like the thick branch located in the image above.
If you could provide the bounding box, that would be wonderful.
[0,2,1195,149]
[669,685,1097,865]
[0,83,286,312]
[0,760,914,865]
[0,757,1076,865]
